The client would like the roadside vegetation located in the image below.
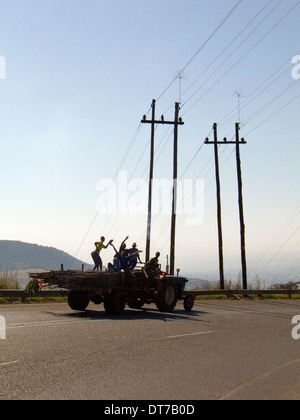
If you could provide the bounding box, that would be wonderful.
[0,271,21,303]
[193,278,300,301]
[0,273,66,304]
[0,271,19,290]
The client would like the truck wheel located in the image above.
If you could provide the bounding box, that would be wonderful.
[156,284,177,313]
[127,299,144,310]
[104,290,126,315]
[68,291,90,311]
[184,295,195,311]
[91,294,104,305]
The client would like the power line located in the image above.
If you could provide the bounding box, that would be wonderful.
[182,0,300,116]
[268,238,300,278]
[182,0,275,100]
[244,80,298,125]
[69,119,148,267]
[156,0,243,102]
[182,0,282,109]
[150,145,236,252]
[104,128,174,243]
[150,88,299,267]
[161,0,277,117]
[244,94,300,137]
[248,206,300,275]
[218,51,300,127]
[264,227,300,272]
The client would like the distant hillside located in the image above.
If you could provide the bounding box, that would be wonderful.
[0,240,92,272]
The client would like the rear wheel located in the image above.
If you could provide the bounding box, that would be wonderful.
[68,291,90,311]
[156,284,178,313]
[104,290,126,315]
[184,295,195,311]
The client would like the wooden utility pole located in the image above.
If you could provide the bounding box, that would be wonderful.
[170,102,180,276]
[142,102,184,269]
[205,123,225,289]
[145,99,156,263]
[205,123,247,290]
[235,123,247,290]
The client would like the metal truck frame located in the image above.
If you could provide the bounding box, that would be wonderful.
[30,268,195,315]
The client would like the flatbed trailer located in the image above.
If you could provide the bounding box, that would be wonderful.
[29,269,195,315]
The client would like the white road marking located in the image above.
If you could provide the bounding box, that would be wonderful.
[165,331,215,339]
[6,319,97,330]
[0,361,19,368]
[219,358,300,400]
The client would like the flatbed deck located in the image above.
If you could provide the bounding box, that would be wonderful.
[29,269,147,292]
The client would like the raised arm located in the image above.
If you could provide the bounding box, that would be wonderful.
[120,236,129,248]
[110,242,118,254]
[104,239,114,249]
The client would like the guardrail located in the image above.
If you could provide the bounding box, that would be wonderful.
[0,289,299,303]
[0,289,68,303]
[187,289,300,299]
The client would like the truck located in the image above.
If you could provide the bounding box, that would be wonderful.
[30,268,195,315]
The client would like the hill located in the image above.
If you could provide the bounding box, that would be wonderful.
[0,240,91,272]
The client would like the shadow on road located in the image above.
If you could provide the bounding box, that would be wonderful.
[51,306,210,323]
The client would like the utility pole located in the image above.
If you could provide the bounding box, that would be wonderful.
[205,123,225,289]
[142,101,184,269]
[170,102,180,276]
[205,123,247,290]
[144,99,156,263]
[235,123,247,290]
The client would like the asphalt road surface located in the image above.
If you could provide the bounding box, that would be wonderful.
[0,300,300,400]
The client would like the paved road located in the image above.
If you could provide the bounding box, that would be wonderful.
[0,300,299,400]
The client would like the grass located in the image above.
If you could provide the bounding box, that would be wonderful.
[24,297,67,304]
[190,277,300,301]
[0,296,67,304]
[0,272,68,304]
[0,271,20,290]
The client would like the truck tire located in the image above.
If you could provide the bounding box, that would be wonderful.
[127,299,144,310]
[104,290,126,315]
[184,295,195,311]
[156,284,178,313]
[68,291,90,311]
[91,294,104,305]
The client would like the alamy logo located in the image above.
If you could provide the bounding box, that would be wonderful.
[292,55,300,80]
[0,316,6,340]
[0,55,6,80]
[96,171,205,226]
[292,316,300,340]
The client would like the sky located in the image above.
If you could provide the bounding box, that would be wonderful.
[0,0,299,282]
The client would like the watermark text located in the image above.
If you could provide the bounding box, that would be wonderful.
[96,171,205,226]
[0,55,6,80]
[0,316,6,340]
[292,55,300,80]
[292,316,300,340]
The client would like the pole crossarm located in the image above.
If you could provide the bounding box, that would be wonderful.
[205,139,246,145]
[142,117,184,126]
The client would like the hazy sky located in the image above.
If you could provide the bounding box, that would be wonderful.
[0,0,299,280]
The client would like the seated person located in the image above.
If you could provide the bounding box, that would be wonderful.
[143,252,161,283]
[127,243,143,270]
[109,241,127,271]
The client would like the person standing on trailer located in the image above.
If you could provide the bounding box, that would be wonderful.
[91,237,112,271]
